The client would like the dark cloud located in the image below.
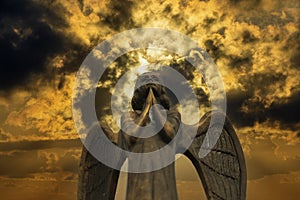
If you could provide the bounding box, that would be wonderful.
[229,0,262,8]
[226,72,299,129]
[163,4,172,14]
[290,45,300,69]
[266,92,300,128]
[0,139,81,151]
[203,16,217,29]
[284,31,300,69]
[242,30,258,44]
[204,39,225,61]
[0,131,10,141]
[0,0,84,89]
[77,0,93,16]
[57,151,79,173]
[97,0,135,31]
[226,90,254,127]
[64,174,77,181]
[228,52,253,70]
[226,70,300,128]
[216,27,226,38]
[0,151,47,178]
[235,8,295,29]
[204,39,253,70]
[0,147,80,178]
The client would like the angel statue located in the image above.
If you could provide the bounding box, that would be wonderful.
[77,71,247,200]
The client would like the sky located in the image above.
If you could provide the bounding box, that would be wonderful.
[0,0,299,199]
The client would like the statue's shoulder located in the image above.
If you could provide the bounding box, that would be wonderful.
[167,107,181,120]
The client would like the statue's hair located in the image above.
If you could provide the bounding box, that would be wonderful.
[131,72,170,110]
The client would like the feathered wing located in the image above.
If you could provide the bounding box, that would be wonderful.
[182,111,247,200]
[77,111,247,200]
[77,147,120,200]
[77,122,121,200]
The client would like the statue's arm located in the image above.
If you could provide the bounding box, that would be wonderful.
[152,106,181,142]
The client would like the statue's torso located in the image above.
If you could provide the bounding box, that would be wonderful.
[120,109,180,200]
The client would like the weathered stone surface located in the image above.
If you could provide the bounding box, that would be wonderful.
[77,73,246,200]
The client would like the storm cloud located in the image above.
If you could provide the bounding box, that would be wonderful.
[0,0,85,89]
[0,2,299,199]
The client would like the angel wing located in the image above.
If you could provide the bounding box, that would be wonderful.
[77,122,122,200]
[181,111,247,200]
[78,146,120,200]
[78,111,246,200]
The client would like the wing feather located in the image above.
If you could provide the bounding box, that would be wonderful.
[78,122,121,200]
[183,111,247,200]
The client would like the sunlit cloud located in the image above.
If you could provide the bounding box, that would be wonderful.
[0,3,299,199]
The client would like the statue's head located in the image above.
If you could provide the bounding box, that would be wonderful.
[131,72,170,110]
